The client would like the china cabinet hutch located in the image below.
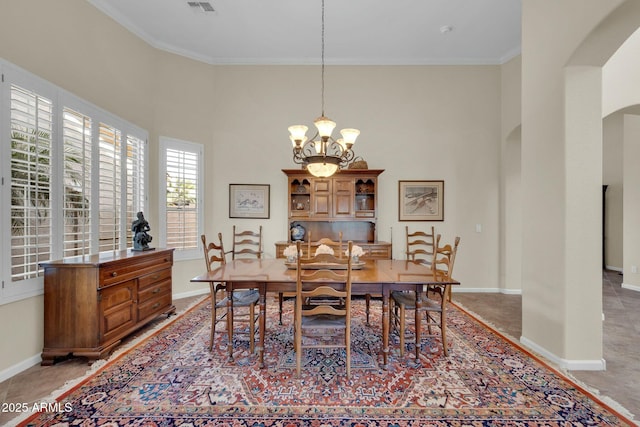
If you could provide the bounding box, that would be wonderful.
[276,169,391,259]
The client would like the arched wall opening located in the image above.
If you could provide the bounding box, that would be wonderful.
[520,0,640,369]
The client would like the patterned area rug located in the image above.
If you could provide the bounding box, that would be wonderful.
[20,296,634,426]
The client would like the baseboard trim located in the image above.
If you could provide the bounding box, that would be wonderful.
[605,265,623,273]
[453,287,522,295]
[0,353,41,383]
[173,288,209,300]
[520,336,606,371]
[621,282,640,292]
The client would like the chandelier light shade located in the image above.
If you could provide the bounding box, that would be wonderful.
[288,0,360,178]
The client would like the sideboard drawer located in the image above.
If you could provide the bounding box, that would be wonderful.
[138,291,172,322]
[138,278,172,303]
[100,251,173,287]
[138,268,172,290]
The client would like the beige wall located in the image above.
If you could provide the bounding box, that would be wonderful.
[500,56,522,292]
[520,0,640,368]
[0,0,502,375]
[603,28,640,117]
[623,114,640,289]
[603,113,623,271]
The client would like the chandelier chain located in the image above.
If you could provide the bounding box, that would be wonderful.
[287,0,360,178]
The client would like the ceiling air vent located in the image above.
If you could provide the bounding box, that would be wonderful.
[187,2,215,12]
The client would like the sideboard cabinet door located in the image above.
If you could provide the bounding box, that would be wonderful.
[100,279,137,344]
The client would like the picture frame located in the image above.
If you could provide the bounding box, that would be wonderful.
[229,184,270,219]
[398,180,444,221]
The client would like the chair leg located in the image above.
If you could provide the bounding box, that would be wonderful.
[426,289,435,335]
[295,303,302,378]
[226,290,234,362]
[278,292,284,325]
[210,290,217,351]
[398,303,406,357]
[365,294,371,326]
[345,327,351,379]
[249,303,255,354]
[441,287,448,356]
[441,309,448,356]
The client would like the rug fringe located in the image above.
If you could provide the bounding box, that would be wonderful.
[9,295,209,427]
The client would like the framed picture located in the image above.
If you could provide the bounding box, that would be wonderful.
[398,180,444,221]
[229,184,270,219]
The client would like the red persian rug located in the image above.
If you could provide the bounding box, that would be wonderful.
[19,296,634,426]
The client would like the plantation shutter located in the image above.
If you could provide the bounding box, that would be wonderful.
[9,84,53,282]
[98,123,122,252]
[125,134,146,247]
[62,107,92,257]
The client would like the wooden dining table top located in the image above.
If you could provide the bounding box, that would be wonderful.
[190,258,459,287]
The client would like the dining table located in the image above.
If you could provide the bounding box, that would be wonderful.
[190,258,459,369]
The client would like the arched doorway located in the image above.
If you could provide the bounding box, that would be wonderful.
[520,0,640,369]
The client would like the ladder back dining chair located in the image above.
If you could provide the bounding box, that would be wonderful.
[389,234,460,358]
[201,233,259,353]
[229,225,263,259]
[294,240,354,378]
[278,231,344,325]
[406,225,436,266]
[433,235,460,302]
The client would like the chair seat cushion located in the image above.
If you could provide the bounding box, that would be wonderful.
[391,290,442,311]
[232,289,260,305]
[301,314,347,329]
[214,297,229,308]
[215,289,259,307]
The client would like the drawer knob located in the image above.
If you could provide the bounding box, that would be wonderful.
[153,288,161,294]
[111,272,118,277]
[151,275,159,280]
[152,302,160,309]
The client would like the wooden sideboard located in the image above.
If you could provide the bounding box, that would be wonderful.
[40,248,175,365]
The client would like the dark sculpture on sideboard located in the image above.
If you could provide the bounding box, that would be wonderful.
[132,211,153,251]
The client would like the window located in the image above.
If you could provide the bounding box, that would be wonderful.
[0,59,148,304]
[159,137,203,260]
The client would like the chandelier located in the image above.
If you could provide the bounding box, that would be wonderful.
[288,0,360,178]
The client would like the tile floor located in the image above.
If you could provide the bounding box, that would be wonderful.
[1,271,638,425]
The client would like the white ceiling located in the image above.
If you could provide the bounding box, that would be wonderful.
[87,0,521,65]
